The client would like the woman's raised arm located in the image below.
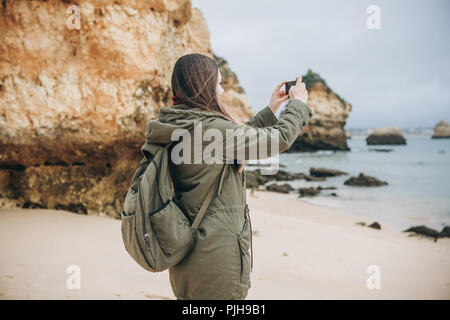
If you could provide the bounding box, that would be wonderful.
[206,97,313,162]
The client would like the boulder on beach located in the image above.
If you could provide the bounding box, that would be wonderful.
[356,221,381,230]
[439,226,450,238]
[298,187,320,197]
[368,222,381,230]
[366,127,407,145]
[266,183,294,194]
[431,120,450,139]
[356,222,367,227]
[403,225,449,240]
[344,173,388,187]
[310,167,347,177]
[403,225,440,240]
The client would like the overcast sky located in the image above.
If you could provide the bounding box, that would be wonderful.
[192,0,450,129]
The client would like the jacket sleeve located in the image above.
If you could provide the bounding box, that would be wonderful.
[245,106,278,128]
[206,98,314,162]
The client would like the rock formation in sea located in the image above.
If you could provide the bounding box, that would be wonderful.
[431,120,450,139]
[366,127,407,145]
[288,70,353,152]
[0,0,251,217]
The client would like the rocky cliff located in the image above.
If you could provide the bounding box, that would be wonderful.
[0,0,251,216]
[288,70,352,152]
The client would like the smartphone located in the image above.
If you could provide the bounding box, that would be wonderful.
[285,80,297,96]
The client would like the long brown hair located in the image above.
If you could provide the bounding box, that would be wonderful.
[170,53,244,172]
[171,53,240,123]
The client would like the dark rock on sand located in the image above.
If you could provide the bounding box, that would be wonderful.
[403,225,440,240]
[356,221,381,230]
[366,127,407,145]
[266,183,294,194]
[344,173,388,187]
[309,167,348,177]
[298,187,320,197]
[438,226,450,238]
[368,222,381,230]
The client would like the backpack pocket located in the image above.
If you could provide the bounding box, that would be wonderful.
[149,199,196,259]
[121,210,154,272]
[237,212,251,284]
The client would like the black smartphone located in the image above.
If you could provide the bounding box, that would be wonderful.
[285,80,297,96]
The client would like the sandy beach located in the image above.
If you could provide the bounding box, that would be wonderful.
[1,189,449,300]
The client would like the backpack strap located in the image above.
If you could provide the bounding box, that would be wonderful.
[191,164,227,230]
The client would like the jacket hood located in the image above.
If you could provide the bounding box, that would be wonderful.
[144,104,227,144]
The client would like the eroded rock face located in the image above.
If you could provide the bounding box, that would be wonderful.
[432,120,450,139]
[0,0,252,217]
[288,70,353,152]
[366,127,407,145]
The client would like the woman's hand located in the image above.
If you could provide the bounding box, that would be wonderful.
[269,80,290,114]
[289,76,308,104]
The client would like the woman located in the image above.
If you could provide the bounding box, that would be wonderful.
[146,53,313,299]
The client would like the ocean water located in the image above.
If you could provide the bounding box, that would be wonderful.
[271,135,450,231]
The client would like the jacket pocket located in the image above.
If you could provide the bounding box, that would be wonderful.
[237,212,251,284]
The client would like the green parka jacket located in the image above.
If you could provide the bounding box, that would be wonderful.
[144,98,313,299]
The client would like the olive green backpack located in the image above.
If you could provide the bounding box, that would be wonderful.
[121,141,226,272]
